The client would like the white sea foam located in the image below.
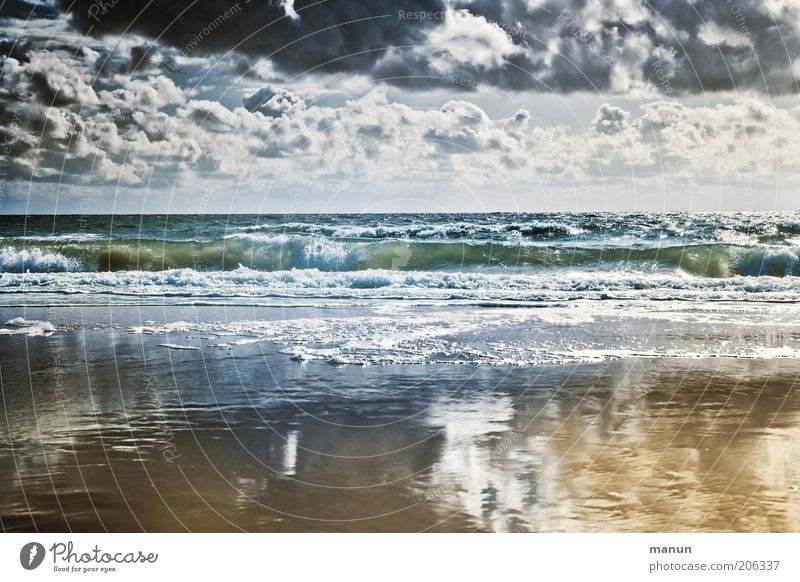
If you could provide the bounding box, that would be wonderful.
[301,236,365,269]
[222,233,292,244]
[157,343,201,350]
[222,233,366,269]
[231,220,584,239]
[0,317,57,336]
[130,321,195,334]
[3,266,800,303]
[14,233,104,242]
[135,311,492,364]
[0,247,81,273]
[126,301,800,366]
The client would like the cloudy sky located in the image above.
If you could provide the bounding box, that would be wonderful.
[1,0,799,213]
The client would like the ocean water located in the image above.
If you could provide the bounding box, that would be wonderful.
[3,213,800,531]
[3,212,800,364]
[2,212,800,293]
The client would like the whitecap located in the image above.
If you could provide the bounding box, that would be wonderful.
[0,317,57,336]
[0,247,81,273]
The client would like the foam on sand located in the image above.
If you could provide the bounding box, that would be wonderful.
[1,317,57,336]
[127,301,800,366]
[157,343,201,350]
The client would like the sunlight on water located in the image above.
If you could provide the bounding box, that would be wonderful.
[3,213,800,532]
[2,334,799,532]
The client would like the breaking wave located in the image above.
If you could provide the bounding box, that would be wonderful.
[1,237,799,278]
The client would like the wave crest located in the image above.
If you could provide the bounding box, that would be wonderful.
[0,247,81,273]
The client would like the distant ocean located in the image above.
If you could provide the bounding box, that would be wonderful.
[3,213,800,531]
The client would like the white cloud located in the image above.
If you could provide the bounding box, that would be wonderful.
[6,50,99,105]
[593,103,628,134]
[698,21,751,48]
[3,19,800,212]
[99,75,186,112]
[425,9,524,73]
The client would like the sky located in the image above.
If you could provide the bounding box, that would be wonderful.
[1,0,800,214]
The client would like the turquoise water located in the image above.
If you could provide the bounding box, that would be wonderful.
[2,213,800,303]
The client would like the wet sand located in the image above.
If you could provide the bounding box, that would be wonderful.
[2,312,800,532]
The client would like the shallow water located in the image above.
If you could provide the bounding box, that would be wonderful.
[3,212,800,285]
[1,306,800,532]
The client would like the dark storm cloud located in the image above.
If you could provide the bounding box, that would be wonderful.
[59,0,447,74]
[638,0,800,93]
[51,0,799,94]
[0,0,59,20]
[0,36,33,62]
[446,0,800,94]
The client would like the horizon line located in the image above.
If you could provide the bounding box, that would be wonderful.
[3,210,799,217]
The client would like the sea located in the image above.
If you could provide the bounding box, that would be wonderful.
[2,213,800,531]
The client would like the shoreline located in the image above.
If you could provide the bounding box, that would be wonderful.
[2,322,800,532]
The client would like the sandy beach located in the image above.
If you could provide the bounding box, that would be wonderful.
[2,300,800,532]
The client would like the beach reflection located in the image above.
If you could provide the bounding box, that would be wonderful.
[2,333,800,532]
